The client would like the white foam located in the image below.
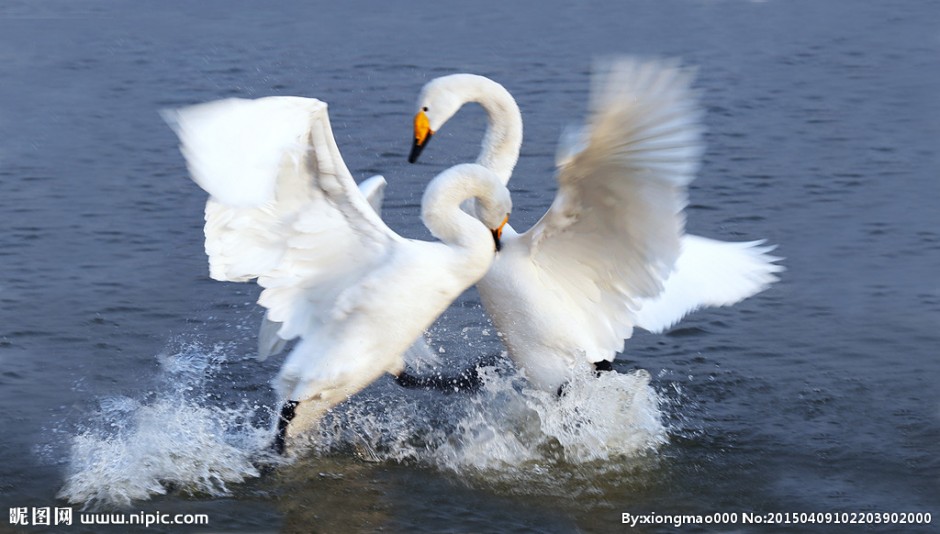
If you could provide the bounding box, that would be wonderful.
[60,339,668,507]
[58,343,269,508]
[310,361,668,487]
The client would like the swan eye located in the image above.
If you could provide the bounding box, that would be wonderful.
[423,106,429,112]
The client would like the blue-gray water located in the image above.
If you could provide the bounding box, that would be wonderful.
[1,1,938,533]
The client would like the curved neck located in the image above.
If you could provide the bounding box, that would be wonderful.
[421,164,502,252]
[462,77,523,185]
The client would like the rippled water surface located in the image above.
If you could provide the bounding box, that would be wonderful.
[1,1,938,532]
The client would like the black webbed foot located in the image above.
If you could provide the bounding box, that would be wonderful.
[396,367,483,393]
[395,353,501,393]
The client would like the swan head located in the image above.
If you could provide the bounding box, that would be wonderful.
[408,75,474,163]
[409,106,435,163]
[474,178,511,252]
[491,214,509,251]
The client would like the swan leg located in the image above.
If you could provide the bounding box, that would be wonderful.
[271,397,334,455]
[272,400,299,455]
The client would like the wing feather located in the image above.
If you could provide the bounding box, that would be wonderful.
[166,96,398,342]
[522,58,704,358]
[634,236,784,333]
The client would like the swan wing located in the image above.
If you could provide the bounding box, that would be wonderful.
[257,315,290,361]
[166,96,398,342]
[253,173,389,361]
[359,174,387,215]
[634,235,784,333]
[520,58,703,358]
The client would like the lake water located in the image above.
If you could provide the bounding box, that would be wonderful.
[1,1,938,532]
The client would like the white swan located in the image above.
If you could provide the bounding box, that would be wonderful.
[164,97,510,452]
[409,59,782,393]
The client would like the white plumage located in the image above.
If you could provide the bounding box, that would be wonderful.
[634,236,782,334]
[410,58,782,392]
[165,97,511,449]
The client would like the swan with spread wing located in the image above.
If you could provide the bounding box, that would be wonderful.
[165,97,510,453]
[408,59,782,393]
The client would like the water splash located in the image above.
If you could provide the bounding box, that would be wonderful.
[59,337,668,507]
[309,360,668,490]
[58,342,270,508]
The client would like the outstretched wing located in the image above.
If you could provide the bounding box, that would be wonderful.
[634,235,784,333]
[519,58,704,359]
[165,96,398,341]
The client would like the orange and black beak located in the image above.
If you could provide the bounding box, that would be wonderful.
[491,215,509,252]
[408,110,434,163]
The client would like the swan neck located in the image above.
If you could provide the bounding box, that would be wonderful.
[421,166,500,252]
[471,81,522,185]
